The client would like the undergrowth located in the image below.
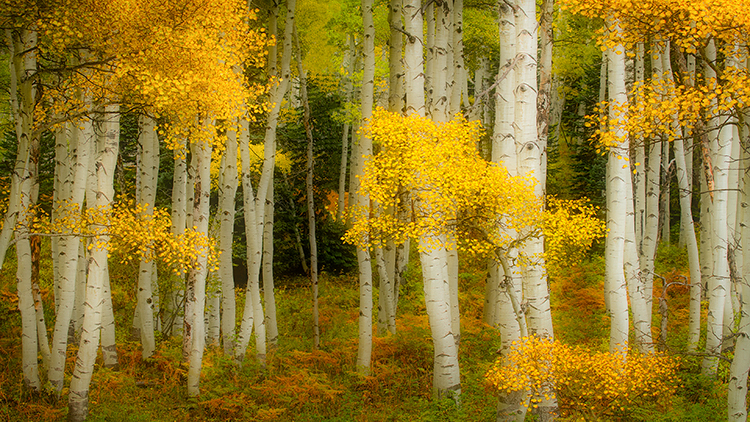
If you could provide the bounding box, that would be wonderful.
[0,241,733,421]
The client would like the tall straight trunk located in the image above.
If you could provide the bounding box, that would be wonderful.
[639,41,666,336]
[6,28,42,391]
[356,0,376,375]
[167,142,187,336]
[16,130,40,392]
[420,233,461,399]
[450,0,465,115]
[490,18,528,418]
[182,150,197,361]
[67,103,119,422]
[388,0,404,114]
[136,115,159,359]
[429,0,451,121]
[424,1,435,113]
[98,106,120,369]
[187,138,211,397]
[219,129,239,355]
[702,39,732,375]
[633,43,647,262]
[604,36,629,352]
[263,180,278,346]
[0,31,36,271]
[515,0,553,338]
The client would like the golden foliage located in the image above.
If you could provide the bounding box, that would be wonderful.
[543,197,606,268]
[27,200,218,274]
[343,108,542,256]
[485,336,680,417]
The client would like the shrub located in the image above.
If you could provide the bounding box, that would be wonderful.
[485,336,681,419]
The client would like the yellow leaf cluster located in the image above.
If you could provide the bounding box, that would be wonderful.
[543,197,605,269]
[485,336,680,416]
[7,0,272,149]
[342,109,542,255]
[27,200,218,275]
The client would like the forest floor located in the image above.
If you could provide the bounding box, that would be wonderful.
[0,244,730,421]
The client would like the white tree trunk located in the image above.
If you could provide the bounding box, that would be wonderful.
[167,143,187,336]
[68,103,119,422]
[136,115,159,358]
[49,121,92,394]
[263,180,278,346]
[702,39,732,375]
[604,38,629,352]
[234,0,295,364]
[219,129,239,355]
[356,0,376,375]
[420,233,461,399]
[403,0,425,116]
[515,0,553,338]
[187,139,211,397]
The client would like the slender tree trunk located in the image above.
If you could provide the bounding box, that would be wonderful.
[263,180,278,346]
[167,143,187,336]
[337,35,356,222]
[702,39,732,376]
[98,106,120,369]
[515,0,553,339]
[219,128,239,355]
[672,47,702,352]
[235,0,295,364]
[356,0,376,375]
[136,115,159,359]
[187,138,212,397]
[68,102,119,422]
[49,120,91,395]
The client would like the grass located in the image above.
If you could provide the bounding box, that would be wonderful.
[0,240,734,421]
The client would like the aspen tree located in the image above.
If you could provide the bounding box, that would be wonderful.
[68,102,120,422]
[702,39,732,376]
[219,127,239,355]
[355,0,375,375]
[236,0,295,364]
[603,24,629,353]
[136,115,159,359]
[515,0,554,339]
[187,136,212,397]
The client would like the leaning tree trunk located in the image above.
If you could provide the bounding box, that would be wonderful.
[235,0,295,364]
